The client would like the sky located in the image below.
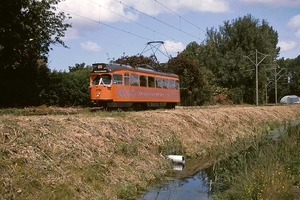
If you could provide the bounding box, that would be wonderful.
[48,0,300,71]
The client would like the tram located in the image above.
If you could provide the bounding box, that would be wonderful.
[89,63,180,109]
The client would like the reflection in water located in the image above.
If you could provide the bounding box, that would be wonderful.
[173,164,185,171]
[140,169,213,200]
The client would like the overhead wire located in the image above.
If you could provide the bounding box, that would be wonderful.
[57,7,152,41]
[58,7,184,53]
[87,0,175,42]
[113,0,201,41]
[57,0,205,54]
[154,0,206,33]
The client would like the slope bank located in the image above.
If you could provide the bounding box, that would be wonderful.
[1,105,300,199]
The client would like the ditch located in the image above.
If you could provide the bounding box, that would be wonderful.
[140,120,300,200]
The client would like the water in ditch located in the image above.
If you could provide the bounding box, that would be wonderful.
[140,160,215,200]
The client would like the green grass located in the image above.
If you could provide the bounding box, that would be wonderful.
[158,132,185,156]
[211,122,300,200]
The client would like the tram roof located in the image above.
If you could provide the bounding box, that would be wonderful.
[91,63,179,78]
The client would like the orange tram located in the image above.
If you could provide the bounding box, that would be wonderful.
[89,63,180,109]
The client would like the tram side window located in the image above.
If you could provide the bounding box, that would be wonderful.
[148,76,155,88]
[163,78,169,89]
[130,74,139,86]
[124,73,129,86]
[176,80,180,90]
[140,75,147,87]
[156,78,162,88]
[113,74,123,85]
[170,80,175,89]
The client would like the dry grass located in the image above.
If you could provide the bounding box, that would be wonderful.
[1,105,300,199]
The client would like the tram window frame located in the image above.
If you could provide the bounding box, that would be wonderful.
[148,76,155,88]
[170,80,175,89]
[124,73,129,86]
[140,75,147,87]
[156,77,162,88]
[113,74,123,85]
[163,78,169,89]
[130,74,139,86]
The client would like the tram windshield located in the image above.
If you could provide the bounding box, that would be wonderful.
[91,74,112,85]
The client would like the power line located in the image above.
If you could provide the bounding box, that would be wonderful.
[57,8,151,41]
[154,0,206,33]
[87,0,175,41]
[57,0,204,54]
[113,0,201,41]
[57,7,184,53]
[58,3,188,53]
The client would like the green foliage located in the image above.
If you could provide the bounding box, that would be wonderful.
[228,87,245,104]
[0,61,51,107]
[69,62,86,72]
[0,0,71,108]
[0,0,71,69]
[115,54,160,69]
[158,133,185,156]
[168,14,281,105]
[115,141,139,156]
[212,123,300,199]
[167,54,212,106]
[41,64,91,107]
[116,183,137,200]
[286,55,300,96]
[200,14,280,104]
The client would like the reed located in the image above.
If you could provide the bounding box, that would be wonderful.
[212,122,300,200]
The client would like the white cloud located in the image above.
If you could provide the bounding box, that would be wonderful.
[56,0,230,42]
[58,0,138,24]
[80,41,102,52]
[239,0,300,7]
[287,15,300,39]
[123,0,230,15]
[296,30,300,39]
[57,0,229,33]
[287,15,300,30]
[63,28,79,40]
[163,40,186,54]
[277,41,298,52]
[57,0,138,36]
[159,0,230,13]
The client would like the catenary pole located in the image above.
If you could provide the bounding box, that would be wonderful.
[244,49,269,106]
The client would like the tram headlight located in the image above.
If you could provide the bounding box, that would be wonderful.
[96,92,100,97]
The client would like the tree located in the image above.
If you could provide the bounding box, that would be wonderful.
[0,0,71,107]
[167,54,212,106]
[0,0,71,69]
[115,55,161,70]
[203,14,279,104]
[41,64,91,107]
[69,63,86,72]
[178,42,217,105]
[286,56,300,96]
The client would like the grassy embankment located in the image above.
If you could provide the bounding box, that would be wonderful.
[1,105,300,199]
